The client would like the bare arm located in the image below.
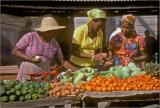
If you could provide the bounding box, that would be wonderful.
[12,46,39,63]
[133,51,147,62]
[71,43,93,58]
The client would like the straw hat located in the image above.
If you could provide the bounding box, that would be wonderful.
[34,16,65,32]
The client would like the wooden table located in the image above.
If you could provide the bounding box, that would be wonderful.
[82,90,160,108]
[0,96,80,108]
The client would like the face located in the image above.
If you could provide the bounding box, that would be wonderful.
[144,30,150,37]
[121,21,134,37]
[39,30,58,40]
[43,30,58,38]
[92,18,105,31]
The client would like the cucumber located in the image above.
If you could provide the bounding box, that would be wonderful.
[19,96,25,101]
[0,96,8,102]
[16,90,21,96]
[9,95,16,102]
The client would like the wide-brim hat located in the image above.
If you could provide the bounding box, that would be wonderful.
[34,16,65,32]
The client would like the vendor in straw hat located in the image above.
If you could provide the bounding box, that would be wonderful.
[12,15,78,82]
[69,8,107,68]
[106,14,147,67]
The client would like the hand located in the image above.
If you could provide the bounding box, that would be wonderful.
[63,61,79,71]
[100,53,107,59]
[126,57,133,63]
[31,57,41,64]
[102,60,114,70]
[104,60,113,66]
[94,53,104,61]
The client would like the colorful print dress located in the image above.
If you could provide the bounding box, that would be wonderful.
[109,32,145,66]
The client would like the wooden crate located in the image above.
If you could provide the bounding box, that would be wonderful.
[1,96,81,108]
[82,90,160,108]
[0,65,18,80]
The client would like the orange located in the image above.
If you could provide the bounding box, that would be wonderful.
[86,86,92,91]
[96,87,102,92]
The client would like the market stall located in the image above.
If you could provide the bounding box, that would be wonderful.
[1,0,159,108]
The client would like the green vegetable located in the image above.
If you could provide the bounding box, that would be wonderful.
[74,72,85,84]
[4,80,17,89]
[38,89,45,95]
[85,72,94,77]
[10,88,15,94]
[87,75,94,81]
[28,88,34,94]
[14,83,22,90]
[19,96,25,101]
[113,67,123,78]
[121,67,130,78]
[6,90,11,95]
[32,94,39,100]
[21,87,28,95]
[25,94,31,100]
[16,90,21,96]
[0,96,8,102]
[0,80,4,85]
[9,95,16,102]
[0,86,6,95]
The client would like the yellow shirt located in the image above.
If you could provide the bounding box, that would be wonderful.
[70,23,103,67]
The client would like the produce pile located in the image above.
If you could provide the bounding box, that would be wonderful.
[0,80,50,103]
[79,74,160,92]
[49,82,84,97]
[100,62,144,79]
[144,62,160,79]
[60,62,145,85]
[60,67,97,84]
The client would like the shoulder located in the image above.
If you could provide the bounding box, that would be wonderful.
[111,32,123,42]
[23,31,37,38]
[75,23,87,32]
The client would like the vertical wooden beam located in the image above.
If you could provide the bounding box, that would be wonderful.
[98,101,111,108]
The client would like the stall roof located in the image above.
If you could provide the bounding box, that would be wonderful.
[1,0,159,16]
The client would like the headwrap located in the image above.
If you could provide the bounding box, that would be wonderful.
[121,14,136,26]
[87,8,106,21]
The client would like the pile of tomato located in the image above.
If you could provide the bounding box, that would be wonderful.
[79,74,160,92]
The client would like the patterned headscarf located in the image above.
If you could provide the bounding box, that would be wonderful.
[87,8,106,21]
[121,14,136,26]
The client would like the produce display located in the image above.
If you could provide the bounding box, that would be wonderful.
[79,74,160,92]
[0,80,50,103]
[49,82,84,97]
[144,62,160,78]
[1,62,160,104]
[100,62,144,79]
[60,67,97,84]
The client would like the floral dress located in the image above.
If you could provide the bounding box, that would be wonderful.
[109,32,145,66]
